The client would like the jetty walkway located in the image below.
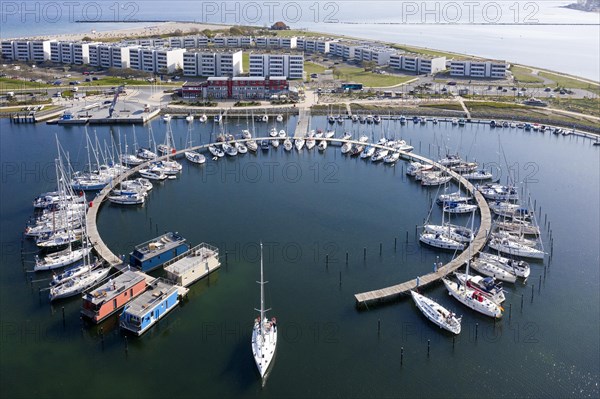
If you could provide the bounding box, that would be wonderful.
[85,137,491,306]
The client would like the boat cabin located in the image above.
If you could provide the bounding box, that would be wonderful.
[129,232,189,272]
[164,243,220,287]
[81,269,147,323]
[119,279,180,336]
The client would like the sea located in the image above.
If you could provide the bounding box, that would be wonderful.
[0,115,598,398]
[0,0,599,81]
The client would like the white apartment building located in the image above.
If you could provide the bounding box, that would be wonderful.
[182,50,243,77]
[73,42,94,65]
[354,46,396,66]
[249,53,304,79]
[88,43,136,69]
[449,59,507,78]
[1,39,53,62]
[255,37,297,49]
[389,53,446,74]
[133,47,185,74]
[169,36,209,49]
[298,38,336,54]
[330,42,362,60]
[212,36,253,47]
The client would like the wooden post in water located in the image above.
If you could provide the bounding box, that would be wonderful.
[346,252,348,265]
[401,347,404,365]
[539,275,542,293]
[326,254,329,266]
[364,247,367,260]
[427,339,430,357]
[62,306,65,327]
[521,294,524,311]
[125,336,128,357]
[377,319,381,335]
[509,303,512,321]
[394,237,397,251]
[475,323,479,340]
[379,243,382,255]
[339,271,341,287]
[531,284,534,302]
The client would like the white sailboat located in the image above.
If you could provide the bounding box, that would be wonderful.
[443,276,503,318]
[478,252,531,279]
[184,122,206,164]
[251,243,278,382]
[470,257,518,283]
[283,137,293,151]
[410,290,461,335]
[488,237,545,260]
[419,232,465,251]
[454,272,506,304]
[443,202,477,214]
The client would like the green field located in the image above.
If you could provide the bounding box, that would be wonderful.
[0,78,50,90]
[509,66,545,84]
[390,44,458,59]
[304,62,327,76]
[420,103,465,111]
[242,53,250,72]
[546,98,600,118]
[335,66,413,87]
[538,71,600,95]
[83,77,153,86]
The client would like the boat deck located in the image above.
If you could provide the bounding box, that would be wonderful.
[83,269,146,305]
[123,279,178,318]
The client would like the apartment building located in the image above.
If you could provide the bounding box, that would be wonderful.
[182,50,243,77]
[1,39,53,62]
[249,53,304,79]
[389,53,447,74]
[449,59,507,78]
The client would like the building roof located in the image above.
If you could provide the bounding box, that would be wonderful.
[83,270,146,305]
[122,279,178,317]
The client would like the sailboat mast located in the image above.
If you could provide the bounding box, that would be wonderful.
[260,242,265,329]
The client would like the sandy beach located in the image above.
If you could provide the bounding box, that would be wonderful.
[22,21,231,42]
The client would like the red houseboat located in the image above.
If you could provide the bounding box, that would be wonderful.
[81,269,147,323]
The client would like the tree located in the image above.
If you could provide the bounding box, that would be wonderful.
[173,29,184,37]
[229,26,243,36]
[202,29,214,38]
[362,61,376,72]
[82,36,92,42]
[332,67,342,80]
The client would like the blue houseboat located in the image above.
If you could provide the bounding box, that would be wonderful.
[119,279,181,336]
[129,232,189,272]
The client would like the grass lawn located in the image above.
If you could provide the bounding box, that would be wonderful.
[465,101,527,110]
[0,78,51,90]
[242,53,250,73]
[420,103,465,111]
[546,98,600,118]
[509,66,544,84]
[84,77,153,86]
[304,62,327,75]
[390,44,458,59]
[538,71,600,95]
[335,66,413,87]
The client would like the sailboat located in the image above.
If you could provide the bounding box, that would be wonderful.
[410,290,461,334]
[251,243,278,382]
[443,272,503,318]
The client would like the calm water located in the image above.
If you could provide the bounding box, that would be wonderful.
[0,116,598,398]
[1,1,599,80]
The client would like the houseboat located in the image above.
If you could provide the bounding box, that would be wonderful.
[164,243,220,287]
[119,279,181,336]
[81,269,148,324]
[129,232,189,272]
